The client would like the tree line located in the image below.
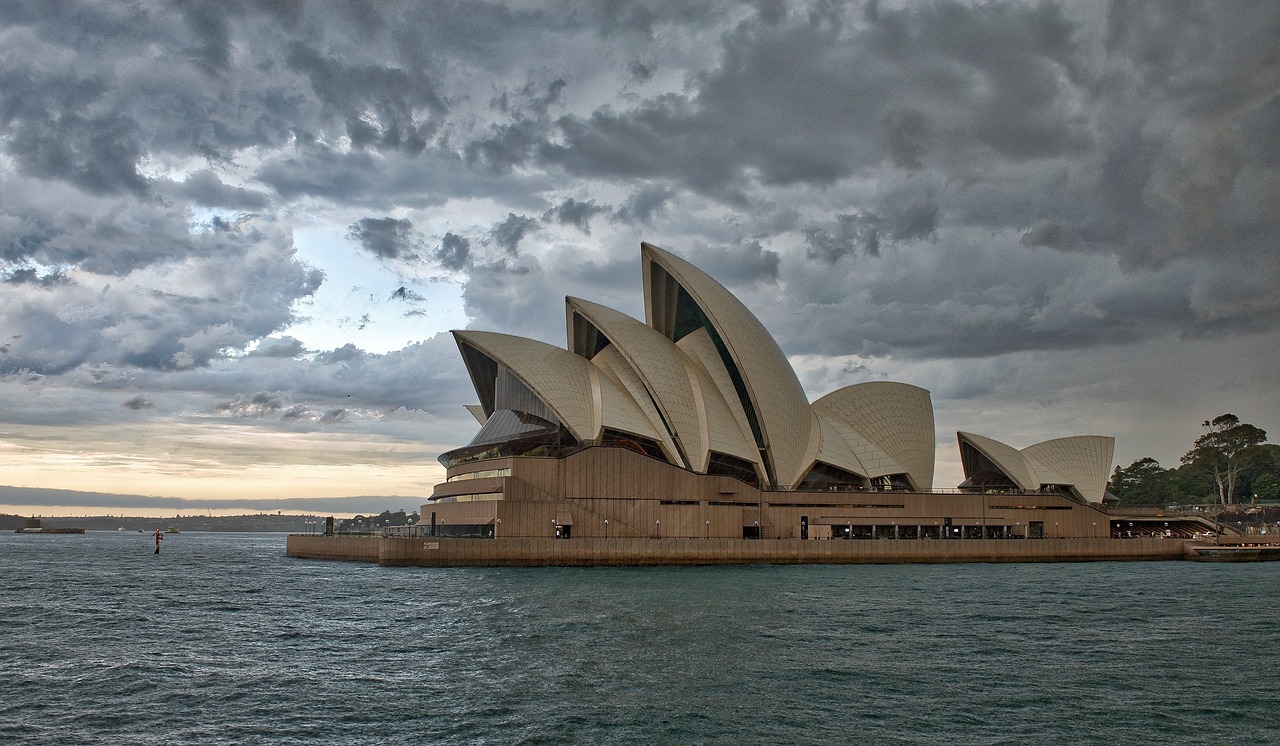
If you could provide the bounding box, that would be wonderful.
[1109,414,1276,507]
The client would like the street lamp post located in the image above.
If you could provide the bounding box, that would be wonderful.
[604,519,609,539]
[705,520,710,539]
[655,519,660,539]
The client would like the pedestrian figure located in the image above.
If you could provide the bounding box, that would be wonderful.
[154,529,163,554]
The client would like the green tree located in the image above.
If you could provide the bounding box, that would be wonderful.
[1109,457,1168,506]
[1181,414,1269,504]
[1253,473,1280,501]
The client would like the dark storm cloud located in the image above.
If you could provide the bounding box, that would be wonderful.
[489,214,538,255]
[435,233,471,271]
[348,217,420,260]
[7,112,150,196]
[613,185,676,225]
[544,198,608,235]
[171,171,271,210]
[284,41,441,155]
[4,266,69,288]
[0,212,323,374]
[0,0,1276,477]
[689,240,780,286]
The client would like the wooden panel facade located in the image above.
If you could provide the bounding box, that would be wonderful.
[427,446,1113,542]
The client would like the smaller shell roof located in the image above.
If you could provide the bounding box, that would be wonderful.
[957,432,1116,503]
[1023,435,1115,504]
[957,431,1038,491]
[815,382,935,490]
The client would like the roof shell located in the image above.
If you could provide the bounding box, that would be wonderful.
[957,431,1116,503]
[453,330,658,443]
[814,382,935,489]
[1023,435,1115,504]
[957,431,1038,491]
[641,242,815,487]
[567,297,705,469]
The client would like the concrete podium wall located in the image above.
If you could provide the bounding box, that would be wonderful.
[287,535,1187,566]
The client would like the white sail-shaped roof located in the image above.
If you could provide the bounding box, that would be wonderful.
[642,242,816,488]
[453,330,658,443]
[957,431,1115,503]
[814,382,936,490]
[957,431,1038,491]
[1023,436,1115,504]
[567,297,704,469]
[676,328,767,472]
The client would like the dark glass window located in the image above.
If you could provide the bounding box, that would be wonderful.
[706,452,761,488]
[600,429,668,462]
[797,462,867,491]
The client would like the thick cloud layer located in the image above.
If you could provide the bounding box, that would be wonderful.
[1,0,1277,509]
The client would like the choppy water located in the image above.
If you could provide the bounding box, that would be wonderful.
[1,532,1277,744]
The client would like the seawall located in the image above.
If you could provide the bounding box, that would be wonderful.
[286,535,1188,566]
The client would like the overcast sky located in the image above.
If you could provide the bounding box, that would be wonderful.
[2,0,1277,517]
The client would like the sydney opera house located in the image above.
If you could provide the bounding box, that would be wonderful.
[422,243,1117,545]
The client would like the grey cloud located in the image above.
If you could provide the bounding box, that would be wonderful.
[688,240,780,287]
[435,233,471,271]
[5,266,70,287]
[628,60,654,84]
[216,390,288,418]
[252,337,307,358]
[349,217,420,260]
[390,286,426,302]
[121,395,154,410]
[0,214,322,374]
[880,188,938,242]
[489,214,538,256]
[7,112,149,196]
[172,171,271,210]
[613,185,675,225]
[882,107,930,170]
[544,198,608,235]
[465,119,544,174]
[284,41,442,155]
[805,212,884,262]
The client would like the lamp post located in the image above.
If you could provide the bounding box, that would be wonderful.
[655,519,660,539]
[604,519,609,539]
[705,520,710,539]
[495,517,501,540]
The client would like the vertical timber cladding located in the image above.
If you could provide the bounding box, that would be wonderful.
[450,446,1115,540]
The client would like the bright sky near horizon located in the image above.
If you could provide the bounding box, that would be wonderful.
[2,1,1278,518]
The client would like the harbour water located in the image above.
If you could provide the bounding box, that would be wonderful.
[1,531,1276,744]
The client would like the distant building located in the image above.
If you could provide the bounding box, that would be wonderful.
[423,243,1115,543]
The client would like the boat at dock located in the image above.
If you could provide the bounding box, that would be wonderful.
[1186,542,1280,562]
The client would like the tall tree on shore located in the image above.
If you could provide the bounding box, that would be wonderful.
[1181,415,1268,504]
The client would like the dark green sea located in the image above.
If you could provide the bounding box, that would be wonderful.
[2,532,1277,744]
